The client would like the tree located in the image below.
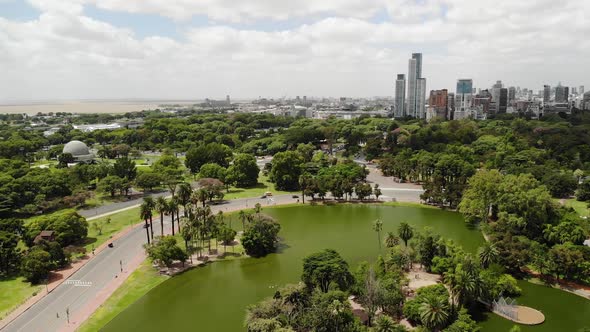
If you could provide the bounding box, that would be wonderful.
[57,153,74,168]
[373,219,383,250]
[24,211,88,247]
[217,224,237,255]
[135,172,162,193]
[269,151,304,191]
[145,236,187,268]
[458,169,503,223]
[385,232,400,248]
[0,231,21,275]
[374,315,407,332]
[199,163,227,181]
[21,247,55,284]
[542,171,577,198]
[241,215,281,257]
[113,157,137,180]
[354,182,372,200]
[140,200,153,244]
[419,295,450,331]
[155,196,168,236]
[398,222,414,247]
[478,242,499,268]
[302,249,353,293]
[185,143,232,174]
[97,175,125,197]
[374,184,382,201]
[227,153,259,187]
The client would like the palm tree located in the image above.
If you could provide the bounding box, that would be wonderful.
[444,261,481,307]
[419,296,450,331]
[172,195,182,233]
[374,315,397,332]
[155,196,167,236]
[168,198,178,236]
[385,232,400,248]
[196,188,208,207]
[177,182,193,218]
[478,242,499,268]
[398,222,414,247]
[143,197,155,239]
[254,203,262,215]
[139,201,152,244]
[373,219,383,250]
[239,210,247,231]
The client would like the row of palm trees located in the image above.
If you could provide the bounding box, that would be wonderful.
[139,182,212,244]
[140,183,262,260]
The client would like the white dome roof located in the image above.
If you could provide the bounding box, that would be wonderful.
[63,140,90,156]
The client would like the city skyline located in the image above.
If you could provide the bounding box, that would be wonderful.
[0,0,589,101]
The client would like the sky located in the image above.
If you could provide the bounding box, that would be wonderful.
[0,0,588,101]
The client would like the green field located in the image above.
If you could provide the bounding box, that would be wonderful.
[564,199,590,217]
[0,276,42,319]
[84,206,143,252]
[222,173,295,200]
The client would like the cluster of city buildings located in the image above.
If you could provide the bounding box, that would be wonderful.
[394,53,589,121]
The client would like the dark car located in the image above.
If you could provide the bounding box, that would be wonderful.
[292,195,299,199]
[108,243,114,248]
[143,223,149,229]
[260,195,267,199]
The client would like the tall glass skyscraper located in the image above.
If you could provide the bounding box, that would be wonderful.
[395,74,406,117]
[407,53,424,118]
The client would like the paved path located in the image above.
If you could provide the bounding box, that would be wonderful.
[78,191,169,219]
[2,167,422,332]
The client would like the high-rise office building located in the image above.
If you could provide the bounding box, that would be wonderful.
[395,74,406,117]
[543,85,551,103]
[555,83,569,103]
[508,87,516,104]
[493,80,503,89]
[416,78,427,118]
[455,79,473,112]
[226,95,231,105]
[491,87,508,114]
[580,86,585,95]
[407,53,424,118]
[429,89,448,120]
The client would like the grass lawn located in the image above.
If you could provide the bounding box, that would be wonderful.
[84,206,143,252]
[222,173,295,200]
[564,199,590,217]
[77,260,167,332]
[0,276,42,319]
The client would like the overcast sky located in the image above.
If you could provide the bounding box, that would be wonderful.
[0,0,588,101]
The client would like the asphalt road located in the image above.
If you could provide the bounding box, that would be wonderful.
[1,195,297,332]
[78,191,170,219]
[2,167,422,332]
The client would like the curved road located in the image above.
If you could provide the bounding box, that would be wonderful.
[2,167,422,332]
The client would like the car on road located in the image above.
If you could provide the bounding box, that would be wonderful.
[143,223,149,228]
[260,195,267,199]
[292,195,299,199]
[108,243,114,248]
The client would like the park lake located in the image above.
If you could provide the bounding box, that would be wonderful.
[102,205,590,331]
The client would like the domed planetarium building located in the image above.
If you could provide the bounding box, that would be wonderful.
[62,140,95,163]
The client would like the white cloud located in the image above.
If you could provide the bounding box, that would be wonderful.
[0,0,588,100]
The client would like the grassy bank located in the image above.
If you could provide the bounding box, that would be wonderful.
[77,260,167,332]
[564,199,590,217]
[84,206,143,252]
[0,277,42,319]
[221,173,295,200]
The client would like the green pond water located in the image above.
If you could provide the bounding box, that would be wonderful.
[478,280,590,332]
[102,205,589,331]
